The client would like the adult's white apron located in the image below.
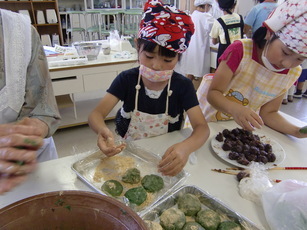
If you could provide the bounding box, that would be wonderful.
[0,9,57,162]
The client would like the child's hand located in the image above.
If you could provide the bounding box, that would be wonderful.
[158,143,189,176]
[97,132,126,157]
[298,126,307,138]
[231,106,264,131]
[299,126,307,134]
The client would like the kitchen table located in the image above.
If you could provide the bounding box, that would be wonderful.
[1,113,306,229]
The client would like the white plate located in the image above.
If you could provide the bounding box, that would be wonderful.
[211,131,285,169]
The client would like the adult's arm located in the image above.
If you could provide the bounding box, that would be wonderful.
[18,26,61,137]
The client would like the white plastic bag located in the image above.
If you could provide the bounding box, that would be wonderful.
[261,179,307,230]
[238,162,273,203]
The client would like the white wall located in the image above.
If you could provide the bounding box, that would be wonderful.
[234,0,256,18]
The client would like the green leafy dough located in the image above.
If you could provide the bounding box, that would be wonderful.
[141,174,164,193]
[144,220,163,230]
[121,168,141,184]
[182,222,205,230]
[196,209,221,230]
[124,186,147,206]
[160,207,186,230]
[177,193,202,216]
[101,180,123,197]
[217,221,241,230]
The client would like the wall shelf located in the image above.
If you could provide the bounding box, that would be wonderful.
[0,0,64,46]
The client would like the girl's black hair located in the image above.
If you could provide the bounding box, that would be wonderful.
[137,38,182,60]
[252,26,279,49]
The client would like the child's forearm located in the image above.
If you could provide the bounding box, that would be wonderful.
[207,89,238,115]
[184,123,210,154]
[88,111,108,135]
[262,111,307,138]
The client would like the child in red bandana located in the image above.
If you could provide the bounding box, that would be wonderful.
[89,0,210,176]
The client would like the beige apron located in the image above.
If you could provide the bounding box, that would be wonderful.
[124,73,172,141]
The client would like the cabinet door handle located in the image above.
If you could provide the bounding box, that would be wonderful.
[52,76,77,82]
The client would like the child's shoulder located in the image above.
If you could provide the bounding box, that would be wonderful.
[172,72,195,89]
[173,71,191,82]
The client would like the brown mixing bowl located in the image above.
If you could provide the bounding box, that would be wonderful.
[0,190,147,230]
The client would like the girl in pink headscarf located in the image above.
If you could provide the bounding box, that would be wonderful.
[199,0,307,138]
[89,0,210,176]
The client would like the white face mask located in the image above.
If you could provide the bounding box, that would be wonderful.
[261,41,286,72]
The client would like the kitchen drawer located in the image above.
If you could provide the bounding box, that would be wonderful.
[51,75,84,96]
[83,71,117,92]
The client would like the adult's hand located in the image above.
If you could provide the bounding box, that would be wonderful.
[17,117,49,138]
[0,122,43,194]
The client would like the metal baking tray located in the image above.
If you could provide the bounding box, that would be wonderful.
[141,185,261,230]
[71,142,187,216]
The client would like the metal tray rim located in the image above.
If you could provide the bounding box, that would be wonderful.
[141,184,262,230]
[70,147,188,215]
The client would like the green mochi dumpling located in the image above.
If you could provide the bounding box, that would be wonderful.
[141,174,164,193]
[177,193,202,216]
[101,180,123,197]
[121,168,141,184]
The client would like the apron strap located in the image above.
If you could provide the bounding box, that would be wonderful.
[134,69,172,116]
[165,77,172,116]
[134,71,142,111]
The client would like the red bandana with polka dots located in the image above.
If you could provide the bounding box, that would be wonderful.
[138,0,195,53]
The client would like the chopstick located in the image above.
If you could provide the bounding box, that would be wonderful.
[225,167,244,170]
[211,169,238,175]
[211,169,282,183]
[270,167,307,170]
[226,167,307,170]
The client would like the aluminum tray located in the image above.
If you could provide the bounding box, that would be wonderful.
[71,142,187,216]
[141,185,261,230]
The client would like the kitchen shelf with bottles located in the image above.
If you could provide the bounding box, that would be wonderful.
[0,0,64,45]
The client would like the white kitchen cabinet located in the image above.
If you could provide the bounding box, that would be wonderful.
[49,55,138,128]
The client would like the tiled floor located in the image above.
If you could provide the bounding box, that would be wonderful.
[279,97,307,123]
[53,97,307,158]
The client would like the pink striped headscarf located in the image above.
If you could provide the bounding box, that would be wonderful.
[264,0,307,57]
